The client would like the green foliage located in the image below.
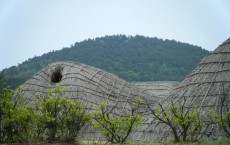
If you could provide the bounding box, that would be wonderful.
[0,86,34,143]
[0,73,4,90]
[94,99,143,144]
[148,102,213,142]
[34,89,64,141]
[1,35,209,88]
[219,101,230,138]
[209,97,230,138]
[212,111,230,137]
[92,140,230,145]
[0,85,92,143]
[34,85,91,142]
[62,99,92,142]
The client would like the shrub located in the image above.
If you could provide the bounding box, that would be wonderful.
[93,98,143,144]
[210,95,230,138]
[148,101,214,142]
[34,85,91,143]
[62,100,92,142]
[0,86,34,143]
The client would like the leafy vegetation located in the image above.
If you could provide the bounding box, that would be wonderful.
[0,35,209,88]
[1,140,230,145]
[85,140,230,145]
[0,83,143,144]
[219,95,230,137]
[0,86,34,143]
[209,95,230,138]
[94,140,230,145]
[147,101,214,143]
[34,86,92,143]
[0,84,91,144]
[93,99,143,144]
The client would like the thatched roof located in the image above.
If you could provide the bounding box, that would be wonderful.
[170,38,230,138]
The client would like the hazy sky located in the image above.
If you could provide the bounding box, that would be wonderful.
[0,0,230,71]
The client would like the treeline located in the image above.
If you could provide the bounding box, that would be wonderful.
[1,35,209,88]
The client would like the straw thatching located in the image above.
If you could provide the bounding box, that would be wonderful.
[170,38,230,138]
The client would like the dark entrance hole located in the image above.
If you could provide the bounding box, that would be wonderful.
[51,66,63,83]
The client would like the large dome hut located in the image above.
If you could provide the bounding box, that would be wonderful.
[170,38,230,138]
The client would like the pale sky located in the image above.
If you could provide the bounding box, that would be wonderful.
[0,0,230,71]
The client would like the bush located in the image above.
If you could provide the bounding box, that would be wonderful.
[0,86,34,143]
[148,101,214,142]
[209,95,230,138]
[0,85,92,143]
[34,85,92,143]
[93,98,143,144]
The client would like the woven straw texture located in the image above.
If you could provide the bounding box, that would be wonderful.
[170,38,230,139]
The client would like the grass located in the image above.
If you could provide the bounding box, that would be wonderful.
[80,140,230,145]
[1,140,229,145]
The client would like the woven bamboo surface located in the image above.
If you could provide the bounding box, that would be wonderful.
[170,38,230,139]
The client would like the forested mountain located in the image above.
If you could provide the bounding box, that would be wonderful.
[1,35,209,88]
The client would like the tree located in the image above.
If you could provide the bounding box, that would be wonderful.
[207,89,230,139]
[0,73,5,90]
[0,73,3,81]
[34,85,91,143]
[147,99,213,142]
[93,98,143,144]
[215,94,230,138]
[0,86,34,143]
[62,100,92,143]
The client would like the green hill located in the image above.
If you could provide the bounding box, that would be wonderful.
[1,35,209,88]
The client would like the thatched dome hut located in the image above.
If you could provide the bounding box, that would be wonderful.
[170,38,230,138]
